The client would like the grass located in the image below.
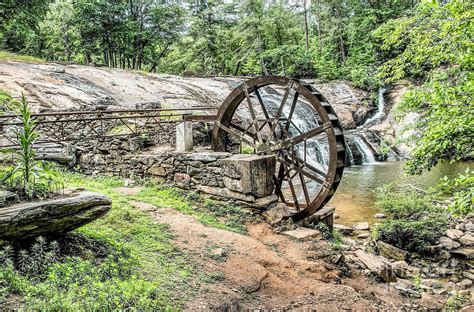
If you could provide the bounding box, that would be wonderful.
[0,171,254,310]
[0,51,46,64]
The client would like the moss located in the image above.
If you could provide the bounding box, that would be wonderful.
[0,51,46,64]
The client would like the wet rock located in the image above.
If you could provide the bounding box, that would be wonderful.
[459,233,474,246]
[352,222,370,231]
[377,241,409,261]
[451,247,474,260]
[283,227,321,241]
[374,213,386,219]
[334,224,354,235]
[262,203,291,225]
[446,229,464,240]
[439,236,461,250]
[354,249,397,283]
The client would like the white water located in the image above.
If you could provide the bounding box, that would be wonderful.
[362,87,386,127]
[352,135,376,164]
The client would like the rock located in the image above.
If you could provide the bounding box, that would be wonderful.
[451,247,474,259]
[459,233,474,246]
[220,155,275,197]
[463,271,474,281]
[374,213,386,219]
[392,261,420,278]
[148,164,167,177]
[334,213,340,219]
[174,173,191,189]
[354,249,397,283]
[378,241,409,261]
[457,279,472,289]
[357,233,370,239]
[252,195,278,209]
[334,224,354,235]
[439,236,461,250]
[0,191,112,240]
[196,185,255,202]
[262,203,291,225]
[352,222,370,231]
[283,227,321,241]
[446,229,464,240]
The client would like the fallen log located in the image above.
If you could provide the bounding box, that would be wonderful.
[0,191,112,240]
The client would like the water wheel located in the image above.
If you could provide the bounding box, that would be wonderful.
[211,76,345,221]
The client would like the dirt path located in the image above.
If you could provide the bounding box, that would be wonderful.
[143,206,404,311]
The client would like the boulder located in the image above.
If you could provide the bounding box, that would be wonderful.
[262,203,291,225]
[377,241,409,261]
[354,249,397,283]
[446,229,464,240]
[459,233,474,246]
[0,191,112,240]
[439,236,461,250]
[283,227,321,241]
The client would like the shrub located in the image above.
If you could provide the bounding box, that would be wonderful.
[373,186,450,253]
[438,168,473,216]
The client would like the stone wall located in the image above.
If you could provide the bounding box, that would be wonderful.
[79,145,278,209]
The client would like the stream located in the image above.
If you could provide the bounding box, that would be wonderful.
[329,161,473,226]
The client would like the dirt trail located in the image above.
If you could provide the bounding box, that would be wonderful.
[143,206,404,311]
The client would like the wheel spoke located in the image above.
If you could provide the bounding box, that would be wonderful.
[273,123,330,152]
[283,151,328,182]
[243,85,264,143]
[285,92,299,131]
[269,84,292,135]
[217,122,258,149]
[277,156,326,185]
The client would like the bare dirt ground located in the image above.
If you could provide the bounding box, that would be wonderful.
[136,203,407,311]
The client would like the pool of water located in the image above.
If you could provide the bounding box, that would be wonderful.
[328,161,473,226]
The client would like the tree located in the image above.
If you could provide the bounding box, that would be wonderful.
[375,0,473,174]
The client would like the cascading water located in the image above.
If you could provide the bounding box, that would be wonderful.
[257,87,330,173]
[362,87,386,127]
[351,135,375,164]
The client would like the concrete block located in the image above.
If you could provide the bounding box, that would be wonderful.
[176,121,193,152]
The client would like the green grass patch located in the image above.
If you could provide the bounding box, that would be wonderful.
[0,51,46,64]
[373,185,451,253]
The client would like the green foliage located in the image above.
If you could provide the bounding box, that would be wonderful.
[374,186,450,253]
[1,0,419,91]
[438,168,474,216]
[0,173,197,310]
[1,95,62,199]
[375,0,474,174]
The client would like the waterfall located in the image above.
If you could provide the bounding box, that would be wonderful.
[352,136,375,164]
[362,86,386,127]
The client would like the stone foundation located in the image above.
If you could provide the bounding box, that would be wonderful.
[79,146,278,208]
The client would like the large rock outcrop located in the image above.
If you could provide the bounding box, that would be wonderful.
[0,191,112,240]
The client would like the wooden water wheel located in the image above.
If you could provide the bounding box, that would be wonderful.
[211,76,345,221]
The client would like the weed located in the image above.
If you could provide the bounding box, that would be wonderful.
[0,51,45,64]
